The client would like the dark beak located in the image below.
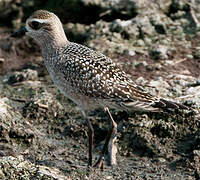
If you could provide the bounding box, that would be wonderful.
[11,27,28,38]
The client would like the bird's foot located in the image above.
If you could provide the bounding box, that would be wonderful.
[93,156,104,171]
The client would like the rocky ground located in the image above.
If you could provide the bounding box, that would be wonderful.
[0,0,200,179]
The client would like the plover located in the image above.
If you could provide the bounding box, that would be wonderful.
[12,10,190,169]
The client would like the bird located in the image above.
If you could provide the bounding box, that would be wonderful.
[12,10,190,169]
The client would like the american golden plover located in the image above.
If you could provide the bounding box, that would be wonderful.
[13,10,190,169]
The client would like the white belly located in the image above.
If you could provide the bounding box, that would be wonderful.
[49,70,102,111]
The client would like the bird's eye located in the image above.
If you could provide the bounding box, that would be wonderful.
[29,21,40,30]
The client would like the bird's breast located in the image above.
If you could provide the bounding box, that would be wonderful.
[45,59,102,110]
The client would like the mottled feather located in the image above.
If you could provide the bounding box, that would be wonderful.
[31,10,53,20]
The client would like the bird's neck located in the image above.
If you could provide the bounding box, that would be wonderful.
[39,30,69,58]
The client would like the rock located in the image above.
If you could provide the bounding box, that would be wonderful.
[132,61,148,69]
[150,45,169,60]
[187,80,200,87]
[193,47,200,59]
[63,23,90,43]
[11,80,42,88]
[135,76,148,85]
[149,78,170,89]
[171,10,186,20]
[171,84,183,96]
[110,19,139,40]
[149,13,169,35]
[184,86,200,108]
[0,97,34,146]
[186,86,200,95]
[0,156,70,179]
[158,0,172,13]
[135,16,156,37]
[186,54,194,59]
[8,69,38,84]
[136,39,145,46]
[164,60,175,65]
[123,49,136,56]
[144,37,152,46]
[0,97,21,122]
[170,74,197,86]
[22,90,64,120]
[0,57,4,64]
[168,76,200,108]
[193,150,200,157]
[148,77,172,97]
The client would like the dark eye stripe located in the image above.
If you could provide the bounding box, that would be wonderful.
[29,21,40,30]
[28,21,52,31]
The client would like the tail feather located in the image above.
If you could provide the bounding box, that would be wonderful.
[152,98,189,110]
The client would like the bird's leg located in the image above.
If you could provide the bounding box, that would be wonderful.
[106,107,118,166]
[82,111,94,167]
[94,107,118,169]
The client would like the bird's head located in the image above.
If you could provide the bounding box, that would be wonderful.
[12,10,68,48]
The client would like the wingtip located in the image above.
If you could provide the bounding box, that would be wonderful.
[153,98,192,111]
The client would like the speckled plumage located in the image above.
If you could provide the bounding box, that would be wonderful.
[31,10,53,19]
[45,42,159,112]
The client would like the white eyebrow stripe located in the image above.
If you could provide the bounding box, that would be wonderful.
[30,18,49,23]
[26,18,49,31]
